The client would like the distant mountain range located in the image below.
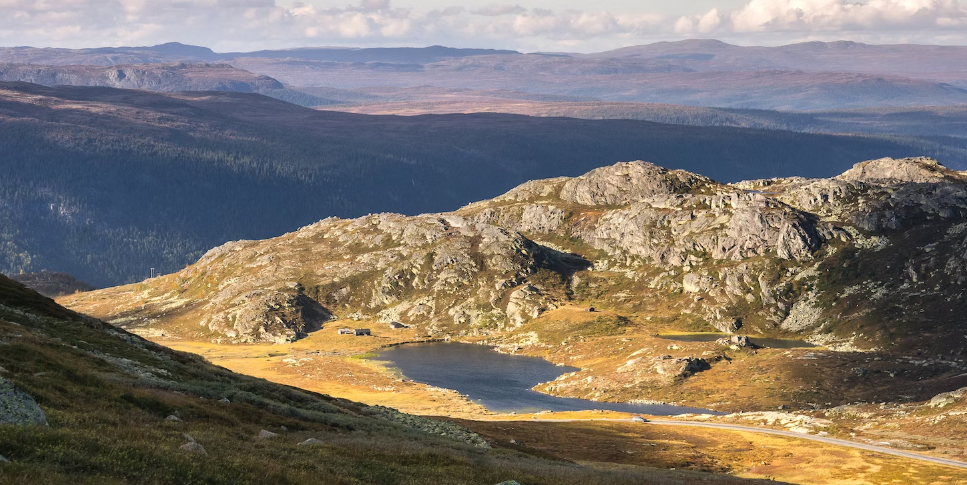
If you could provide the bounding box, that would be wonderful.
[2,81,960,287]
[1,40,966,110]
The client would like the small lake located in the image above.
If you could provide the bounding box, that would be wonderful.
[372,342,719,415]
[658,333,815,349]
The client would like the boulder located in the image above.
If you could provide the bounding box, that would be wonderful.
[165,415,182,422]
[179,442,207,455]
[653,356,710,380]
[0,377,48,427]
[718,335,755,348]
[298,438,323,446]
[683,274,714,293]
[258,429,279,439]
[0,453,8,463]
[928,387,967,408]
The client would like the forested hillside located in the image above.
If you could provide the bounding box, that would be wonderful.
[2,81,964,287]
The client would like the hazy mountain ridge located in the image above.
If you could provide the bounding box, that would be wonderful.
[2,40,966,110]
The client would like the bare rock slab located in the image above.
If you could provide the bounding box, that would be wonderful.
[0,377,48,427]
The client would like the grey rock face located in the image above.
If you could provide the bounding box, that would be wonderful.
[0,377,48,427]
[559,161,711,206]
[505,285,555,328]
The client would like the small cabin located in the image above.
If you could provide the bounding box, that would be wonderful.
[389,322,408,329]
[353,328,371,336]
[338,328,353,335]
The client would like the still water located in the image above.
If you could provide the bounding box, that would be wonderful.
[372,342,718,415]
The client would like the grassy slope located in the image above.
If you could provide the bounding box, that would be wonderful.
[0,274,779,485]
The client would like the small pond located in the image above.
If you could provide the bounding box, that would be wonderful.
[658,333,815,349]
[372,342,719,415]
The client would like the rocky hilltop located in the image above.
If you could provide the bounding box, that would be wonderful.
[64,157,967,354]
[0,62,283,93]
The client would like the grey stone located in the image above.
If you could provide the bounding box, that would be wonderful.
[258,429,279,439]
[218,398,230,404]
[179,442,207,455]
[631,416,648,423]
[165,415,182,422]
[0,377,48,427]
[0,453,8,463]
[298,438,323,446]
[928,387,967,408]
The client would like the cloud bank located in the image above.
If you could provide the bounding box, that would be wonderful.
[0,0,965,51]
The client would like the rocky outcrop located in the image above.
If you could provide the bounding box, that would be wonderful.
[928,387,967,408]
[505,285,556,328]
[0,62,284,93]
[0,377,48,427]
[559,161,712,206]
[363,405,490,448]
[837,157,956,185]
[617,355,710,385]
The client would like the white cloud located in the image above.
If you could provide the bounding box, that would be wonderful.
[676,0,967,35]
[0,0,964,52]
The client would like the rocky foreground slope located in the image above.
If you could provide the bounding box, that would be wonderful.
[4,273,776,485]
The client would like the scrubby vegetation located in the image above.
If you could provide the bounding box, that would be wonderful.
[0,275,783,485]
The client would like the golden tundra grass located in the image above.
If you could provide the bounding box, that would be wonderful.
[1,283,786,485]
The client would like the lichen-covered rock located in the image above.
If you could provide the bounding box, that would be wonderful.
[928,387,967,408]
[0,377,48,427]
[505,285,555,328]
[363,405,490,448]
[837,157,955,185]
[617,355,710,385]
[683,273,714,293]
[179,442,207,455]
[559,161,711,205]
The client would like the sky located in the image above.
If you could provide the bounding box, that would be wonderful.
[1,0,966,52]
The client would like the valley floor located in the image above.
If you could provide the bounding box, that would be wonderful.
[156,320,967,485]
